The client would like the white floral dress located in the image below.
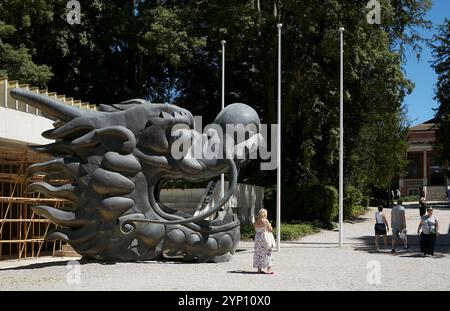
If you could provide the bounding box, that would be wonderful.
[253,225,273,270]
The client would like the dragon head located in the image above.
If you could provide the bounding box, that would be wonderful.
[11,88,262,262]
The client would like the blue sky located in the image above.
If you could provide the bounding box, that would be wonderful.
[403,0,449,126]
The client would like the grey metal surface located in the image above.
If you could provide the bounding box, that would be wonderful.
[10,88,261,262]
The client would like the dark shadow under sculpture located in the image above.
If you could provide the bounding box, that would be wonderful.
[10,88,262,262]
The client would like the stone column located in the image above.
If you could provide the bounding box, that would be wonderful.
[423,150,427,187]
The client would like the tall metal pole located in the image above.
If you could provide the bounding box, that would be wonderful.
[339,27,345,247]
[221,40,226,199]
[276,23,282,252]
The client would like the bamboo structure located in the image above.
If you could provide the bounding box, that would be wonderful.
[0,145,70,259]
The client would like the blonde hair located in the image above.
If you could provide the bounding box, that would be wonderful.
[257,208,268,220]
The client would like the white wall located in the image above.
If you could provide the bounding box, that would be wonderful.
[160,182,264,225]
[209,181,264,224]
[0,106,53,145]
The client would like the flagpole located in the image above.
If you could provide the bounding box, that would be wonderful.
[338,27,345,247]
[221,40,226,198]
[276,23,282,252]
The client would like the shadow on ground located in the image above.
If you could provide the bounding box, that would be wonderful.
[352,233,450,257]
[276,241,340,249]
[0,254,221,271]
[345,215,370,224]
[0,257,126,271]
[398,204,450,210]
[227,270,266,275]
[0,260,75,271]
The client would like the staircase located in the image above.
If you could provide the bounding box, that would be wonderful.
[426,186,447,201]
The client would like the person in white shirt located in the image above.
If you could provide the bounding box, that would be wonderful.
[374,205,389,251]
[417,206,440,256]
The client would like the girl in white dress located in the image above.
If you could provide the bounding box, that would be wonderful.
[253,208,274,274]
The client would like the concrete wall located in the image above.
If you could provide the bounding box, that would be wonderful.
[211,181,264,225]
[160,182,264,225]
[0,106,54,145]
[159,188,205,213]
[0,77,54,144]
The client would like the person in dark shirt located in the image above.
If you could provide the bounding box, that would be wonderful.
[419,191,427,217]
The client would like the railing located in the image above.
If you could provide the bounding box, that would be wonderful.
[403,179,424,187]
[0,77,96,115]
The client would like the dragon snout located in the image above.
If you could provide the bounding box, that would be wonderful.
[170,103,262,177]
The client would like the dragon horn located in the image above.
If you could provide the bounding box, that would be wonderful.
[10,88,87,121]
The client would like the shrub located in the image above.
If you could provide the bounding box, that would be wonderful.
[361,195,370,208]
[240,222,321,241]
[240,224,254,241]
[401,195,419,202]
[265,184,346,223]
[302,185,339,223]
[276,184,338,223]
[277,223,321,240]
[344,185,367,219]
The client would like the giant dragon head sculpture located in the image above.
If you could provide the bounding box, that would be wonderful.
[11,88,262,262]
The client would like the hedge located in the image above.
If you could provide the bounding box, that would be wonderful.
[240,222,321,241]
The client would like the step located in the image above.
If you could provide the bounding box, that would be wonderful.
[427,194,447,200]
[428,196,447,201]
[426,186,447,197]
[427,187,446,193]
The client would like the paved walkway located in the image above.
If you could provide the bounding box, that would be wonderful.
[0,206,449,290]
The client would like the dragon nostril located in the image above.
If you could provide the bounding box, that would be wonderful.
[145,120,153,128]
[172,111,183,118]
[159,111,172,119]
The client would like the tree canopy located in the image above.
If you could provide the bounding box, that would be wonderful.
[0,20,52,86]
[433,19,450,164]
[0,0,432,220]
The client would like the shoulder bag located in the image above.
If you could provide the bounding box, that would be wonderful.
[262,222,276,249]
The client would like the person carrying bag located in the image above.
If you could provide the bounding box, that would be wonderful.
[263,225,276,250]
[417,206,440,257]
[253,208,275,274]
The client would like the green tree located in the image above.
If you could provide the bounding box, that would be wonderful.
[0,0,207,104]
[0,21,52,86]
[433,19,450,162]
[0,0,432,220]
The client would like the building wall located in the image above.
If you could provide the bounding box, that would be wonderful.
[0,106,53,145]
[408,131,435,143]
[401,122,448,200]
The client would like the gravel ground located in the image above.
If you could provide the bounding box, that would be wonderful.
[0,205,449,291]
